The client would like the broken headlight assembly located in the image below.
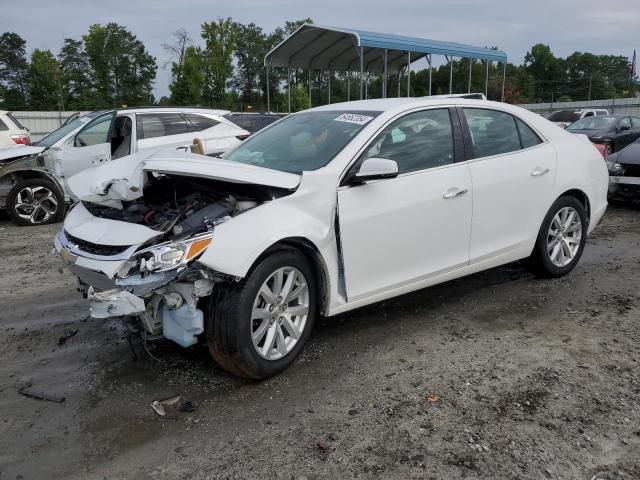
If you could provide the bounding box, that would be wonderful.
[606,161,624,175]
[117,233,214,278]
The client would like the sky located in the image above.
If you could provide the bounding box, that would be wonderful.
[2,0,639,99]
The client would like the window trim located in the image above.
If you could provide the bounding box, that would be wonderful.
[457,106,547,163]
[339,106,463,186]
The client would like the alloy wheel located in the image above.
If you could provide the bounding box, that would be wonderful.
[14,186,59,225]
[251,266,310,360]
[547,206,582,267]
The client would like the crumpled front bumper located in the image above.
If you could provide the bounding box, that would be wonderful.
[54,229,214,348]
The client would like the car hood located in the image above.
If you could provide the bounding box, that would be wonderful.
[0,145,46,163]
[610,143,640,165]
[67,149,301,208]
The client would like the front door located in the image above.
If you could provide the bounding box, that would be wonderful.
[58,112,115,179]
[337,108,473,302]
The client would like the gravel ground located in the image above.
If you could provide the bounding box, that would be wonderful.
[0,205,639,480]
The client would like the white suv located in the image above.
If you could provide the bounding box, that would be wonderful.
[547,108,609,128]
[0,111,30,148]
[0,108,249,225]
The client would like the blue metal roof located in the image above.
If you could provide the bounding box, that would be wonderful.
[265,24,507,73]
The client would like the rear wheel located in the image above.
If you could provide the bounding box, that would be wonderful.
[527,196,587,277]
[605,141,614,155]
[207,249,316,379]
[6,178,64,226]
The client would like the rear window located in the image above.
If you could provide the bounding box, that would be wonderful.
[547,110,580,123]
[136,113,190,139]
[184,113,220,131]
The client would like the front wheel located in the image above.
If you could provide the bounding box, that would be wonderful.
[527,196,588,277]
[6,178,65,226]
[207,249,317,379]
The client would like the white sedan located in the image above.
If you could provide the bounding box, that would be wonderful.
[55,97,608,378]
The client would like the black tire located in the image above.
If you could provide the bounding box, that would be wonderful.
[6,178,65,226]
[206,249,317,379]
[527,195,588,277]
[605,141,614,155]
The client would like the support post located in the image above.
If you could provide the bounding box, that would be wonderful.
[347,72,351,101]
[359,46,364,100]
[485,60,489,98]
[428,54,432,96]
[448,56,453,94]
[328,69,332,104]
[287,66,291,113]
[407,51,411,97]
[468,58,472,94]
[266,60,271,112]
[383,49,388,98]
[308,67,312,108]
[398,68,402,97]
[501,61,506,102]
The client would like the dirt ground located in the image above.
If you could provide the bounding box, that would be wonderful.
[0,204,639,480]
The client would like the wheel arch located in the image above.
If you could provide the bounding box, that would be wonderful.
[249,237,331,316]
[558,188,591,225]
[1,167,64,193]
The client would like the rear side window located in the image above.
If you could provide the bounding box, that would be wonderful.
[226,115,258,133]
[631,117,640,129]
[464,109,521,158]
[0,118,8,131]
[361,108,454,174]
[136,113,190,139]
[184,113,220,131]
[516,118,542,149]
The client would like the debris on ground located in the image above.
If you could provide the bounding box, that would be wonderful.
[57,329,78,345]
[178,400,195,413]
[151,394,181,416]
[18,387,65,403]
[426,394,440,403]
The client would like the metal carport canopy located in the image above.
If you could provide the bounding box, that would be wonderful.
[264,24,507,73]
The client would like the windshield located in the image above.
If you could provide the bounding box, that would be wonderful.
[224,110,382,173]
[31,115,92,148]
[547,111,580,123]
[566,116,617,131]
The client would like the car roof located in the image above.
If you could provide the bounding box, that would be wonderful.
[309,96,512,113]
[115,107,230,115]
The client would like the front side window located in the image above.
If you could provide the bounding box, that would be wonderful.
[464,108,521,158]
[566,117,617,131]
[225,110,382,173]
[136,113,190,140]
[619,117,631,129]
[75,114,113,147]
[360,109,454,174]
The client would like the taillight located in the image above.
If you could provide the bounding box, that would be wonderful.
[236,134,250,141]
[593,143,607,160]
[11,134,30,145]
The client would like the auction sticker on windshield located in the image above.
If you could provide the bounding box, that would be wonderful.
[334,113,374,125]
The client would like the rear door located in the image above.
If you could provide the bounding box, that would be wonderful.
[337,108,472,301]
[58,112,115,178]
[616,117,634,149]
[461,107,556,264]
[136,112,196,152]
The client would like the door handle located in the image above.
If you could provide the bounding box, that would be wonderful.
[531,167,550,177]
[176,146,189,152]
[442,187,468,199]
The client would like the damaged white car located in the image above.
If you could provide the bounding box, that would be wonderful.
[55,97,608,379]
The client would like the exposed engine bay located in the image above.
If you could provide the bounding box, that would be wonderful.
[57,171,296,348]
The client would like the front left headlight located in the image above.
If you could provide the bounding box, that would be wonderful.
[118,233,213,277]
[606,161,624,175]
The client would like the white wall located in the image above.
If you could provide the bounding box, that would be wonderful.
[517,97,640,117]
[10,111,90,141]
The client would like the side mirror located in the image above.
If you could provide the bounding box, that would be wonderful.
[350,157,398,184]
[620,124,631,131]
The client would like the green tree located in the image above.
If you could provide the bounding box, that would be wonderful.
[0,32,29,109]
[233,22,267,104]
[58,38,99,109]
[28,49,63,110]
[201,18,237,107]
[83,23,157,107]
[170,46,203,105]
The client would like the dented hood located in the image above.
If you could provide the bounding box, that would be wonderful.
[67,149,300,208]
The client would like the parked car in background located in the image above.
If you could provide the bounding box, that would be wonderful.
[223,112,287,134]
[547,108,609,128]
[54,97,608,379]
[0,111,30,147]
[606,138,640,199]
[0,107,249,226]
[566,114,640,154]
